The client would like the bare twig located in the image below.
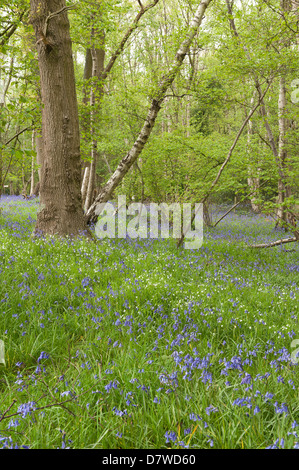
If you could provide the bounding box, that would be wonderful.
[0,399,17,422]
[0,10,27,46]
[102,0,160,80]
[0,379,102,422]
[3,126,32,147]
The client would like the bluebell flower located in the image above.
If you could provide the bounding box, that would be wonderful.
[17,401,36,418]
[253,406,260,415]
[241,373,252,385]
[37,351,49,363]
[189,413,202,421]
[205,405,218,415]
[165,431,177,444]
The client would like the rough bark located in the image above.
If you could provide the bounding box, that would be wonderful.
[30,0,91,238]
[86,0,213,223]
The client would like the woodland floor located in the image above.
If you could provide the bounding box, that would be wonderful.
[0,195,298,449]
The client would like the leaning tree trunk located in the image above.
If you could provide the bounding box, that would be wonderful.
[86,0,213,223]
[30,0,91,237]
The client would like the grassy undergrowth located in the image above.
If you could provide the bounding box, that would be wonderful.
[0,196,298,449]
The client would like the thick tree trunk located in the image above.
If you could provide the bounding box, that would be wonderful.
[86,0,213,223]
[30,0,91,238]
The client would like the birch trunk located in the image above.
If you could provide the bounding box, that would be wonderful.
[81,166,90,207]
[86,0,213,223]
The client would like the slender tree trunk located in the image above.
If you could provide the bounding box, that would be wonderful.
[0,57,14,197]
[81,1,160,206]
[29,130,35,196]
[86,0,213,223]
[84,33,105,212]
[81,166,90,207]
[30,0,91,238]
[82,26,105,212]
[276,76,288,225]
[186,95,191,137]
[276,0,293,228]
[247,93,260,213]
[0,105,2,197]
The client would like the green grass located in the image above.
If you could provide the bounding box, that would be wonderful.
[0,196,298,449]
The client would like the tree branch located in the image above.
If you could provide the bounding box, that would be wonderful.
[43,5,77,37]
[101,0,160,80]
[248,237,298,249]
[3,126,32,147]
[0,10,27,46]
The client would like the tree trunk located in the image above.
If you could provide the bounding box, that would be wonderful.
[86,0,213,223]
[30,130,35,197]
[276,0,293,228]
[246,93,260,213]
[82,27,105,212]
[30,0,91,238]
[84,38,104,212]
[81,166,90,206]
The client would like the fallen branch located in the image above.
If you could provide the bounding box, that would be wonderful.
[248,237,298,249]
